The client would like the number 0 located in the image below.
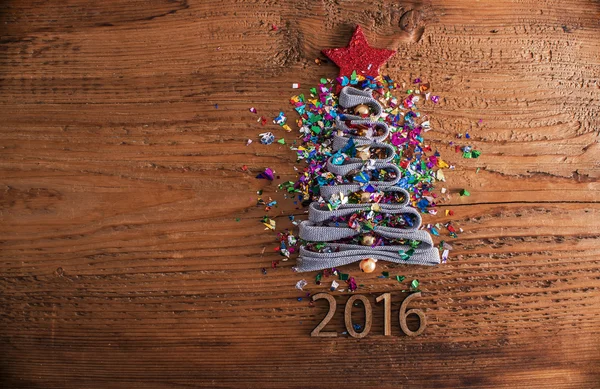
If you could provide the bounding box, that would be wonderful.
[344,295,372,338]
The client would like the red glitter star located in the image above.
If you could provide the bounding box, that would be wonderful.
[322,25,396,80]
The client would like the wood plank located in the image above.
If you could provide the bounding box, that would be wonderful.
[1,0,599,387]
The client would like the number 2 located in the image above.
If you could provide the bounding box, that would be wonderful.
[311,293,337,337]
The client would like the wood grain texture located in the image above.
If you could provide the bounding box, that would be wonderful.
[1,0,599,387]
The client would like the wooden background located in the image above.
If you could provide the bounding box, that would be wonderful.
[1,0,599,387]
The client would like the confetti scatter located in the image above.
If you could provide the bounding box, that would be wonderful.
[442,249,450,263]
[256,168,274,180]
[274,111,287,126]
[347,276,358,292]
[296,279,308,291]
[261,217,276,230]
[259,132,275,145]
[411,279,420,290]
[248,25,481,291]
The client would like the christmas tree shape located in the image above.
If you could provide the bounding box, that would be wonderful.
[287,26,443,274]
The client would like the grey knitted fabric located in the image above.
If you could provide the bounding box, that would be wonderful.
[296,245,441,271]
[338,86,383,117]
[303,202,422,228]
[326,160,401,184]
[296,86,441,272]
[333,119,390,144]
[320,183,398,200]
[329,142,395,164]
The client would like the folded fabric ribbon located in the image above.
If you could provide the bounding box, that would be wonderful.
[296,244,441,271]
[304,201,420,225]
[338,86,383,118]
[326,159,401,183]
[333,118,390,144]
[329,142,395,165]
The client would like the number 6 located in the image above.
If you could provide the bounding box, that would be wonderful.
[399,292,427,336]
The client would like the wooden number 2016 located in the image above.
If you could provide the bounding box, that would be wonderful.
[311,292,426,338]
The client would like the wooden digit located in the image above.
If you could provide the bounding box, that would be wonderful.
[398,292,427,337]
[311,293,337,337]
[344,295,372,338]
[375,292,392,336]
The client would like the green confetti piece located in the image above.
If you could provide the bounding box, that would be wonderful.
[462,151,472,159]
[460,189,471,196]
[235,218,240,222]
[351,70,357,80]
[309,114,323,124]
[339,273,349,281]
[396,275,406,282]
[411,279,420,289]
[382,271,390,278]
[476,167,480,174]
[361,222,374,231]
[310,125,321,134]
[277,138,285,144]
[319,78,327,84]
[409,240,420,248]
[315,272,322,283]
[472,150,481,158]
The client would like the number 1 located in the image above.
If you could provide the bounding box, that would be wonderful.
[375,293,391,336]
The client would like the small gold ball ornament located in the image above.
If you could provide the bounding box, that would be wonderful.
[353,104,370,116]
[359,258,377,273]
[361,235,376,246]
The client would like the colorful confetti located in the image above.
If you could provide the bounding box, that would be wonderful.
[247,31,483,290]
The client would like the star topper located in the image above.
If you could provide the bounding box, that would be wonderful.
[322,25,396,81]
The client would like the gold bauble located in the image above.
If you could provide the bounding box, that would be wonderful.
[359,258,377,273]
[354,104,370,116]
